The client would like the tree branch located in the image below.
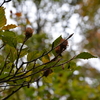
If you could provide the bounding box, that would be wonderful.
[15,38,27,69]
[0,0,12,7]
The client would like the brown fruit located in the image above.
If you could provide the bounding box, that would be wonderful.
[43,69,53,77]
[60,39,68,49]
[25,27,33,39]
[55,39,68,56]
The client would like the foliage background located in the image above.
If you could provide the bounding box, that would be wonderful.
[0,0,100,100]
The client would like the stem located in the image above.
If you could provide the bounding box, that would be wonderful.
[0,44,5,49]
[15,38,27,69]
[0,0,12,7]
[0,1,5,7]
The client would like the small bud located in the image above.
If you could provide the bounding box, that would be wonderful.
[25,27,33,39]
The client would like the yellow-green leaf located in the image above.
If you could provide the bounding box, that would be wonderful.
[0,7,6,27]
[43,72,54,83]
[42,54,50,63]
[0,24,17,31]
[25,71,32,82]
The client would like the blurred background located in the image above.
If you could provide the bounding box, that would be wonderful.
[1,0,100,100]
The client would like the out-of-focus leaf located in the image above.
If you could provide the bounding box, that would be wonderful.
[0,31,17,47]
[3,45,17,62]
[26,63,43,82]
[42,54,50,63]
[27,51,39,61]
[24,87,35,98]
[0,55,4,62]
[0,24,17,31]
[9,47,17,62]
[0,7,6,27]
[75,52,97,59]
[43,72,54,83]
[20,48,28,58]
[25,71,32,82]
[0,62,14,79]
[0,72,9,79]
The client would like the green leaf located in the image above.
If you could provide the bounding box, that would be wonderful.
[52,35,62,47]
[0,7,6,27]
[27,51,39,61]
[24,87,35,98]
[41,49,50,63]
[75,52,97,59]
[20,48,28,58]
[42,55,50,63]
[0,31,17,47]
[52,35,62,56]
[25,71,32,82]
[9,47,17,62]
[43,72,54,83]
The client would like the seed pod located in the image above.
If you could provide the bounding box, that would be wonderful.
[60,39,68,50]
[55,38,68,56]
[43,69,53,77]
[25,27,33,39]
[55,46,61,55]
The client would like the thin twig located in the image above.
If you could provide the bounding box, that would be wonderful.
[0,58,61,83]
[0,44,5,49]
[15,38,27,69]
[0,0,12,7]
[0,56,75,87]
[53,56,76,68]
[0,1,5,7]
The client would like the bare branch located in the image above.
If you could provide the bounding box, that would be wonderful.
[15,38,28,69]
[0,44,5,49]
[0,0,12,7]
